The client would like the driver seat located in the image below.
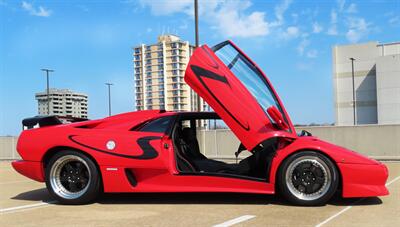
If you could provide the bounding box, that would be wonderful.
[180,127,238,173]
[182,127,207,160]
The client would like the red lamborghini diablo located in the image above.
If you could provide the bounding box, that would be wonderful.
[12,41,388,205]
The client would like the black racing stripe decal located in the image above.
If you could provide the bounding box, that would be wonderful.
[136,136,160,159]
[190,65,250,131]
[191,65,229,85]
[68,135,160,160]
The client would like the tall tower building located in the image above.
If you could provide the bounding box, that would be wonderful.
[133,34,207,112]
[35,88,88,120]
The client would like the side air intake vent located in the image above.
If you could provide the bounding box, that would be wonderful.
[125,169,137,187]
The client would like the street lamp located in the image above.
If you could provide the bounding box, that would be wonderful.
[349,58,356,125]
[194,0,201,112]
[194,0,199,49]
[105,83,113,116]
[41,68,54,115]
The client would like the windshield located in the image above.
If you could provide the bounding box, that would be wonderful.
[212,42,286,125]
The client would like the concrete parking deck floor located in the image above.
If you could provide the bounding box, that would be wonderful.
[1,161,399,227]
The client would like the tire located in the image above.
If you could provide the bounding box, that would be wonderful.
[45,150,101,205]
[277,151,339,206]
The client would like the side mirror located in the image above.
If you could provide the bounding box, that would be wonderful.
[267,106,289,130]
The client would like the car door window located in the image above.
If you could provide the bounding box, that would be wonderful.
[139,116,174,133]
[214,44,284,119]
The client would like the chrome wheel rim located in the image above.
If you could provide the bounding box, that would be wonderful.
[285,155,331,201]
[49,155,91,200]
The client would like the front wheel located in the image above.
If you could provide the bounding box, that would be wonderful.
[45,150,101,205]
[278,151,339,206]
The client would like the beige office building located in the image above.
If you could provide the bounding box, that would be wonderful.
[35,88,88,119]
[333,41,400,125]
[133,34,207,112]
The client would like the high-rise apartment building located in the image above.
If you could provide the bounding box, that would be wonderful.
[133,34,207,112]
[35,88,88,120]
[333,41,400,125]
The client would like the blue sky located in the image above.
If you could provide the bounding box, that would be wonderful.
[1,0,399,135]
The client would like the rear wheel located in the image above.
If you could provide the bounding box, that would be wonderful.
[45,150,101,205]
[278,151,339,206]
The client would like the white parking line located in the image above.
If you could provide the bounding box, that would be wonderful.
[0,201,56,214]
[315,175,400,227]
[213,215,256,227]
[386,175,400,186]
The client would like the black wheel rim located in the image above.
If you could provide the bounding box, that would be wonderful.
[60,161,89,192]
[50,155,91,200]
[285,156,331,201]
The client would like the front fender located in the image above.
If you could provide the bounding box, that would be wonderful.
[269,136,388,197]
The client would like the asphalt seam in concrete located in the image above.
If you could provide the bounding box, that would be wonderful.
[315,175,400,227]
[213,215,256,227]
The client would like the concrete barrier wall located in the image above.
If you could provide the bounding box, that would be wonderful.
[1,124,400,160]
[0,136,20,160]
[296,125,400,160]
[197,125,400,160]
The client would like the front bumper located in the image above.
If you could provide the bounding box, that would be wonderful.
[339,162,389,198]
[12,160,45,182]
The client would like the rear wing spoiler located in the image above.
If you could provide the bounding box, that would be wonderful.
[22,116,62,130]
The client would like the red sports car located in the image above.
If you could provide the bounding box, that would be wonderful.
[12,41,388,205]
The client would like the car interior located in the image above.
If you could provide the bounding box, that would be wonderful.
[172,113,277,181]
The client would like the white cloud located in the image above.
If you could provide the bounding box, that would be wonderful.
[346,30,360,43]
[138,0,192,16]
[179,21,189,30]
[306,49,318,58]
[282,26,300,39]
[337,0,346,12]
[346,3,357,13]
[345,17,371,43]
[139,0,270,38]
[312,22,323,33]
[348,17,368,30]
[327,25,338,35]
[297,39,310,56]
[21,1,52,17]
[271,0,293,27]
[389,16,400,26]
[213,5,269,38]
[291,13,298,23]
[330,10,337,24]
[327,10,338,35]
[77,5,89,12]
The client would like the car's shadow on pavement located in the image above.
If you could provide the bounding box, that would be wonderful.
[11,188,382,207]
[98,193,282,205]
[329,196,383,206]
[11,188,54,203]
[98,193,383,207]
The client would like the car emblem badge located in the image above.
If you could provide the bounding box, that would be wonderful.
[106,140,116,150]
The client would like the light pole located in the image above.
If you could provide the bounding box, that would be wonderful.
[41,68,54,115]
[194,0,201,112]
[349,58,356,125]
[105,83,113,116]
[194,0,199,48]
